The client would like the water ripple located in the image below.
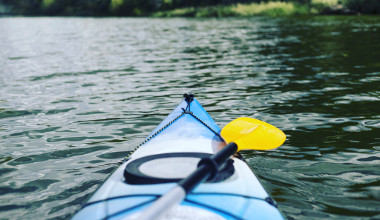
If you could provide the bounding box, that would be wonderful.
[1,16,379,219]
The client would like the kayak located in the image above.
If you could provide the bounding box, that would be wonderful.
[72,94,283,220]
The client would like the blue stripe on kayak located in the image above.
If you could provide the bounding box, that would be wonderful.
[78,192,275,220]
[104,199,242,220]
[183,199,243,220]
[186,194,283,219]
[81,196,242,220]
[80,193,269,209]
[78,193,269,215]
[75,195,282,220]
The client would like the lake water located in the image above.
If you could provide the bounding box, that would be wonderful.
[0,16,379,219]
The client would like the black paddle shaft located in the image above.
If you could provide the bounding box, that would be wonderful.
[178,142,238,193]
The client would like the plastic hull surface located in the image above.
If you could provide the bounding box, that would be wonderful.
[72,98,283,220]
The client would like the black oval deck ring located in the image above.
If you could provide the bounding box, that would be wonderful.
[124,152,234,184]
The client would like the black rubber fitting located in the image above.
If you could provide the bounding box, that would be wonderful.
[197,157,219,180]
[183,93,194,103]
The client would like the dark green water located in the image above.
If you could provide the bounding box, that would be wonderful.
[0,16,379,219]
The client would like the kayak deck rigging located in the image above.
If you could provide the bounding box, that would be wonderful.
[124,93,222,161]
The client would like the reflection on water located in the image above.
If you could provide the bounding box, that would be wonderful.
[0,16,379,219]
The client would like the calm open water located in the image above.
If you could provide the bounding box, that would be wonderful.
[0,16,379,219]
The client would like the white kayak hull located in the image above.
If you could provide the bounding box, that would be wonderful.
[72,95,283,220]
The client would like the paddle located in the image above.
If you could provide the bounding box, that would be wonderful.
[136,117,286,220]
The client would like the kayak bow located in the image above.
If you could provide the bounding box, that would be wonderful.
[72,94,284,220]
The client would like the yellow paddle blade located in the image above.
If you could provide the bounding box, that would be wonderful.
[221,117,286,151]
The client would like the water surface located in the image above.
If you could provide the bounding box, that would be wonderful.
[0,16,379,219]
